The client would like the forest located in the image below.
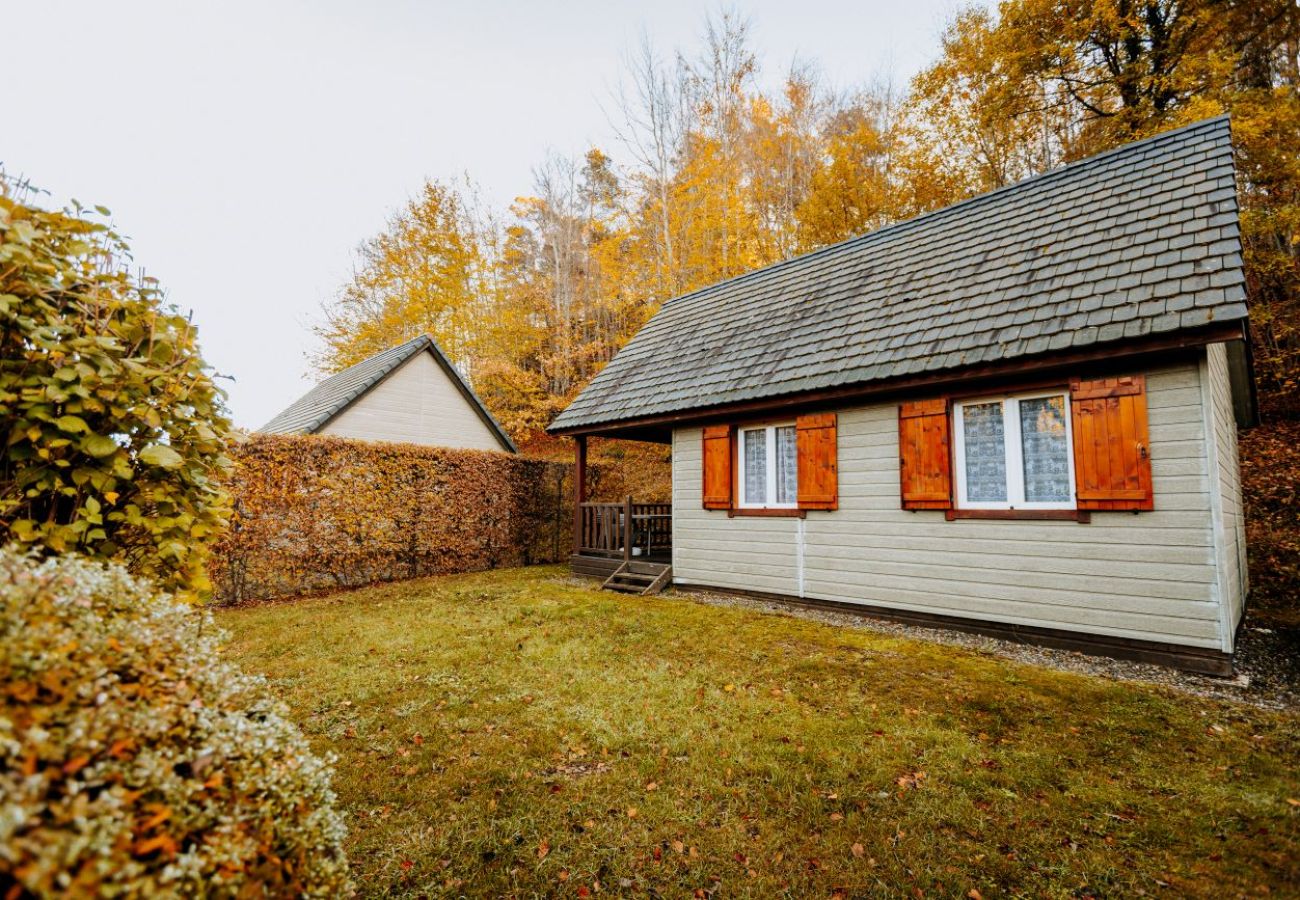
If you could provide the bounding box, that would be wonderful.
[313,1,1298,607]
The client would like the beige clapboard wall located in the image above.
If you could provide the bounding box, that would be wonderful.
[319,351,507,452]
[1204,342,1248,640]
[671,350,1246,652]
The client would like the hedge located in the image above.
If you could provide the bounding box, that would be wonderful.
[210,434,575,604]
[1240,419,1300,621]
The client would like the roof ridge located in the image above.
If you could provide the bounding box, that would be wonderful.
[295,333,431,431]
[659,115,1231,313]
[323,332,429,381]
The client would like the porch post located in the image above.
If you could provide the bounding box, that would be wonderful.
[572,435,587,556]
[623,494,633,563]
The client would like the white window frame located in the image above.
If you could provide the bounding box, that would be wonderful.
[736,422,798,510]
[953,390,1076,510]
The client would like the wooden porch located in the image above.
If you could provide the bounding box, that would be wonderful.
[569,436,672,584]
[569,497,672,578]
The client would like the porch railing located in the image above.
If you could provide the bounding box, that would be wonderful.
[577,496,671,561]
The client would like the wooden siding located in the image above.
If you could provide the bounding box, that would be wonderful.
[672,361,1228,650]
[1204,342,1248,646]
[319,351,508,451]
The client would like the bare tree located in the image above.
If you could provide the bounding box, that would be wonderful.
[609,30,691,298]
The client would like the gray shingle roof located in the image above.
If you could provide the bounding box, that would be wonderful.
[549,116,1247,433]
[260,334,517,452]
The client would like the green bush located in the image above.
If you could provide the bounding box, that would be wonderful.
[0,184,230,599]
[0,548,351,897]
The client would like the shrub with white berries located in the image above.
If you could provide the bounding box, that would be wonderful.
[0,548,351,896]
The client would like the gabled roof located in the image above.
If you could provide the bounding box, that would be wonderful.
[260,334,517,453]
[549,116,1248,434]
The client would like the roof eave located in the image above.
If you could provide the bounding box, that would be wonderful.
[547,320,1247,438]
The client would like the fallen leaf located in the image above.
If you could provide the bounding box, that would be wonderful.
[537,840,550,860]
[671,840,685,854]
[645,781,658,791]
[627,807,638,818]
[1286,798,1300,807]
[558,870,569,882]
[724,683,735,692]
[896,771,928,791]
[851,843,865,858]
[968,891,983,900]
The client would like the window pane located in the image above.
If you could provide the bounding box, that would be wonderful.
[962,402,1007,502]
[1019,395,1071,502]
[743,428,766,504]
[775,426,798,504]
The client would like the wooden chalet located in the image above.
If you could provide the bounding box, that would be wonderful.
[549,117,1254,673]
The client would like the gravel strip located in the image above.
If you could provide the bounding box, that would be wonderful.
[668,586,1300,712]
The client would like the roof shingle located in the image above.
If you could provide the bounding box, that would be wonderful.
[549,116,1247,432]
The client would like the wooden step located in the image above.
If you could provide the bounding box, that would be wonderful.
[608,572,658,584]
[600,562,673,596]
[624,560,670,576]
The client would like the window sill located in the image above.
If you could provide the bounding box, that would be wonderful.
[728,508,806,518]
[945,509,1091,523]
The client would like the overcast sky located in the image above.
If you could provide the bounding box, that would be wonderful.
[7,0,964,429]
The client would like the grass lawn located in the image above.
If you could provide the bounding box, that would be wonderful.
[220,566,1300,897]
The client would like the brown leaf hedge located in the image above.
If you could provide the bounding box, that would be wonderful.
[1240,420,1300,622]
[210,434,574,604]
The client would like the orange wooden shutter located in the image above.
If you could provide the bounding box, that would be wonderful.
[701,425,733,509]
[1070,375,1153,511]
[796,413,838,510]
[899,399,952,510]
